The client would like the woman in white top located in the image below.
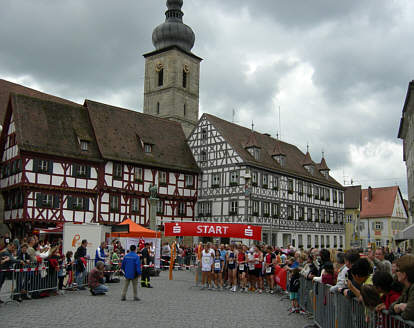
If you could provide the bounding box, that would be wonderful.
[201,243,215,289]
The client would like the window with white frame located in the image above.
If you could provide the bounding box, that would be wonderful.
[299,207,304,220]
[157,199,164,214]
[229,171,239,186]
[375,222,383,230]
[74,197,84,209]
[134,167,143,182]
[288,179,294,194]
[376,240,382,247]
[252,171,258,186]
[230,200,238,215]
[79,165,87,177]
[339,192,344,203]
[263,202,270,216]
[333,190,337,202]
[315,209,320,221]
[199,202,212,216]
[307,208,313,221]
[315,235,319,246]
[131,198,140,214]
[314,186,320,199]
[334,236,337,246]
[113,163,123,179]
[201,129,207,141]
[321,235,325,247]
[159,171,167,185]
[321,210,326,222]
[185,175,194,188]
[144,144,152,153]
[325,188,330,201]
[307,183,313,197]
[287,205,293,219]
[201,151,207,162]
[298,181,303,195]
[178,202,186,216]
[298,235,303,247]
[340,236,343,246]
[43,194,53,207]
[326,236,330,247]
[272,203,279,218]
[272,176,279,190]
[40,160,49,172]
[252,200,259,215]
[212,173,221,187]
[307,235,312,247]
[80,140,89,151]
[109,195,119,212]
[262,174,269,188]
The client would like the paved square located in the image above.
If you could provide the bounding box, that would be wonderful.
[0,271,312,328]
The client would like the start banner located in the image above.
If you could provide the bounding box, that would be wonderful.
[164,222,262,240]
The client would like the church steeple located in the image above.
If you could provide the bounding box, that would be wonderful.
[143,0,202,137]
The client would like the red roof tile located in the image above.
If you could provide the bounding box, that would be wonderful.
[360,186,399,219]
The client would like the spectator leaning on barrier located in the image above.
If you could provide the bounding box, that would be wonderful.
[372,270,403,311]
[74,239,88,290]
[390,254,414,321]
[330,252,347,293]
[88,261,108,296]
[27,237,36,263]
[121,245,142,301]
[338,249,360,296]
[347,258,373,300]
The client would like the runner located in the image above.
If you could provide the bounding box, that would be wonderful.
[238,245,247,292]
[201,243,215,290]
[213,249,223,290]
[247,247,256,292]
[264,245,276,293]
[226,244,238,292]
[254,245,264,293]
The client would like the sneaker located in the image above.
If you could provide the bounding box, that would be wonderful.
[208,285,213,290]
[244,287,248,293]
[89,289,96,296]
[232,286,237,292]
[220,286,224,291]
[258,289,263,294]
[121,297,126,301]
[270,290,274,294]
[134,297,141,301]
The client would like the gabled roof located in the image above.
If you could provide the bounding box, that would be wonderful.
[0,79,77,125]
[7,94,101,162]
[244,130,261,149]
[360,186,401,219]
[271,139,285,156]
[319,157,330,171]
[203,113,343,188]
[344,185,361,209]
[302,151,313,167]
[85,100,199,173]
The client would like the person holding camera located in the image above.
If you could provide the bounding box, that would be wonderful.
[88,261,108,295]
[121,245,142,301]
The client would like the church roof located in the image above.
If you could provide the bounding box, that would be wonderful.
[6,94,101,162]
[0,78,77,126]
[85,100,199,173]
[203,113,343,188]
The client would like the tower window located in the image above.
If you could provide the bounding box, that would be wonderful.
[158,69,164,87]
[183,70,187,88]
[157,102,160,115]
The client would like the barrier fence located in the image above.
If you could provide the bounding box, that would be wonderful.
[297,276,414,328]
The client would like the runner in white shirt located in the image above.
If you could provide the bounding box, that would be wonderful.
[201,243,215,290]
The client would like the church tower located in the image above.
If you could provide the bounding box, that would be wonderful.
[143,0,202,137]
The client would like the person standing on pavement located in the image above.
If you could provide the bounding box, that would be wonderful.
[121,245,142,301]
[74,239,88,290]
[95,242,107,266]
[141,243,152,288]
[0,243,17,303]
[88,261,108,295]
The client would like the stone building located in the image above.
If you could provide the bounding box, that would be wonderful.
[143,0,201,137]
[344,185,362,249]
[188,114,345,247]
[359,186,408,249]
[398,80,414,247]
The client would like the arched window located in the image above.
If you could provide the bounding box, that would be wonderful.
[158,69,164,87]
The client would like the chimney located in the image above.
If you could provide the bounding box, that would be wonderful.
[368,186,373,202]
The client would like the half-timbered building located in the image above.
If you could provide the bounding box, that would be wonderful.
[0,91,199,234]
[188,114,345,248]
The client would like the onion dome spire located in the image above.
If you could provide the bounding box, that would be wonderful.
[152,0,195,52]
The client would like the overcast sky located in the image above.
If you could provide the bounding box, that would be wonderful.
[0,0,412,197]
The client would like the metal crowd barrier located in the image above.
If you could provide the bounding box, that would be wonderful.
[298,277,414,328]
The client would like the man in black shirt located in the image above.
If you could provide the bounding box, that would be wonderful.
[141,243,152,288]
[74,239,88,290]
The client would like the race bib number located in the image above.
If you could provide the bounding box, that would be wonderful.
[266,267,272,273]
[229,259,234,264]
[214,262,220,270]
[248,264,254,270]
[239,265,244,271]
[202,257,210,265]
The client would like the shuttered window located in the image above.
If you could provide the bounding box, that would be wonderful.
[36,193,60,209]
[33,159,53,174]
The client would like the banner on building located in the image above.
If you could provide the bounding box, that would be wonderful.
[164,222,262,240]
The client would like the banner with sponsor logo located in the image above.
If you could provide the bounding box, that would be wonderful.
[164,222,262,240]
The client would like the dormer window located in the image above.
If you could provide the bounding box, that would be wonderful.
[144,144,152,153]
[248,147,260,161]
[273,155,286,167]
[80,140,89,151]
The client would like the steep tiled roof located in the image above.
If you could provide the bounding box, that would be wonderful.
[245,130,261,149]
[319,157,330,171]
[271,139,285,156]
[0,79,77,125]
[203,113,343,188]
[9,94,101,162]
[85,100,199,173]
[344,185,361,209]
[302,151,313,166]
[360,186,399,219]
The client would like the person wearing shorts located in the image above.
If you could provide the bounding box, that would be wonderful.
[237,245,247,292]
[226,244,237,292]
[213,249,223,290]
[201,243,214,290]
[264,246,276,293]
[253,245,264,293]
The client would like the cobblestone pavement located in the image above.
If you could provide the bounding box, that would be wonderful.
[0,270,312,328]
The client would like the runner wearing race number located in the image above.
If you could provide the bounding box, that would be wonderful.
[253,245,264,293]
[226,244,238,292]
[237,245,247,292]
[201,243,214,290]
[213,249,223,290]
[264,246,276,293]
[247,248,256,292]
